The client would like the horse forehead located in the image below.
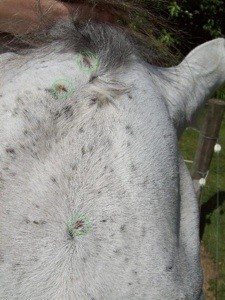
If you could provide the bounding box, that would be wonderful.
[0,52,176,186]
[0,50,166,115]
[1,52,89,90]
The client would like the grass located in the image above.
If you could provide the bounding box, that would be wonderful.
[179,105,225,299]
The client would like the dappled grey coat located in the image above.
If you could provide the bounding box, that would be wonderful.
[0,20,225,299]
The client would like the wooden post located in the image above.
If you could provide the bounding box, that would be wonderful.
[191,99,225,181]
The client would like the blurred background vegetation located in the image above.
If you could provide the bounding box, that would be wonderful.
[159,0,225,52]
[118,0,225,67]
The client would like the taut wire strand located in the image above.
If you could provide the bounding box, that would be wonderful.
[215,140,220,299]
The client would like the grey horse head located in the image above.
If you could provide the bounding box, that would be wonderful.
[0,20,224,299]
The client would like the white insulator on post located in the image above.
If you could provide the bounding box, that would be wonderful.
[199,178,206,187]
[214,143,222,153]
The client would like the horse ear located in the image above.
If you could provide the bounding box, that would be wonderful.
[157,38,225,137]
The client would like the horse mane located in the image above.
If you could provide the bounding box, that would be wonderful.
[0,0,177,66]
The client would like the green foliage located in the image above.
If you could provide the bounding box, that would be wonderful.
[159,29,178,46]
[168,1,181,17]
[158,0,225,51]
[215,85,225,101]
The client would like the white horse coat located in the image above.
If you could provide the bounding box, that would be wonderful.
[0,21,225,299]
